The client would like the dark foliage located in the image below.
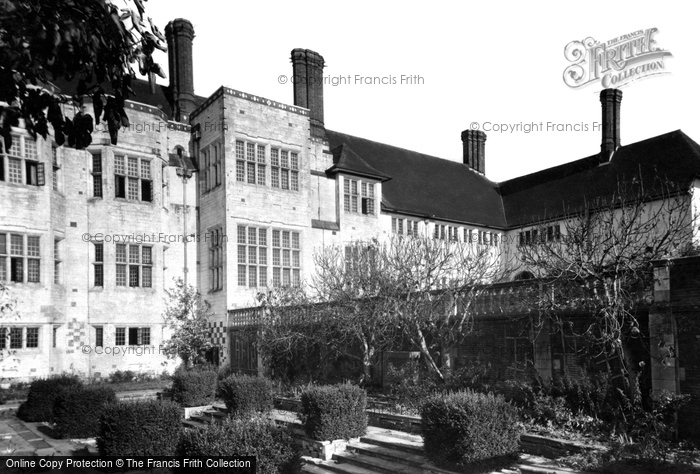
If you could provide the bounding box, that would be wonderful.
[17,374,82,422]
[175,416,301,474]
[299,384,367,441]
[53,385,116,438]
[217,374,274,417]
[421,390,521,473]
[98,400,182,456]
[171,366,218,407]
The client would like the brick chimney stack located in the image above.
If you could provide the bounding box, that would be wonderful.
[165,19,196,123]
[461,130,487,175]
[600,88,622,158]
[291,49,325,138]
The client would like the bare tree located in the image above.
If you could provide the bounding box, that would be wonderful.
[378,234,512,381]
[516,176,695,394]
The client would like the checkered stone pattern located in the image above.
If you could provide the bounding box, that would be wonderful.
[208,321,228,364]
[66,319,87,354]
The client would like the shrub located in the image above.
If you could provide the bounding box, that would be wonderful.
[218,374,274,416]
[175,416,301,474]
[98,400,182,456]
[421,390,521,472]
[17,374,83,422]
[108,369,137,384]
[171,367,217,407]
[53,386,116,438]
[299,383,367,441]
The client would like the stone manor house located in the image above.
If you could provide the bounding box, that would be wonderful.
[2,18,700,406]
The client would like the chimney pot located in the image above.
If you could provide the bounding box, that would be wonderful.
[291,48,325,138]
[600,88,622,158]
[461,129,487,175]
[165,19,196,122]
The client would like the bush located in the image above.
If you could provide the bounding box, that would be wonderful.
[98,400,182,456]
[175,416,301,474]
[299,383,367,441]
[421,390,521,472]
[108,369,137,384]
[171,367,218,407]
[53,386,116,438]
[218,374,274,416]
[17,374,83,422]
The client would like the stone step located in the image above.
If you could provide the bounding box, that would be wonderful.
[333,451,423,474]
[346,441,425,468]
[310,458,395,474]
[359,433,423,456]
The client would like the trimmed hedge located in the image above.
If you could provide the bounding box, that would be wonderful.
[176,416,301,474]
[299,383,367,441]
[218,374,274,417]
[17,374,83,422]
[420,390,521,472]
[53,386,117,438]
[171,367,217,407]
[98,400,182,456]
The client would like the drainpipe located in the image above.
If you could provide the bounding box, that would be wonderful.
[176,158,193,286]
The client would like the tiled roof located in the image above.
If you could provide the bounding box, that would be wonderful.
[326,130,507,228]
[498,130,700,227]
[327,129,700,230]
[327,143,391,181]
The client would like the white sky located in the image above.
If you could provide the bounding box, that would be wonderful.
[139,0,700,182]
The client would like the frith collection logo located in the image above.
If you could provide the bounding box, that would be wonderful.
[563,28,672,89]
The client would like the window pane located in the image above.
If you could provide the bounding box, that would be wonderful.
[93,174,103,198]
[236,161,245,182]
[95,243,104,262]
[248,266,257,287]
[115,155,125,175]
[128,177,139,199]
[8,158,21,183]
[10,327,22,349]
[247,162,255,184]
[281,170,289,189]
[236,141,245,160]
[127,157,138,176]
[10,235,23,255]
[142,246,152,265]
[0,257,6,281]
[282,232,290,248]
[116,327,126,345]
[92,154,102,173]
[292,233,299,249]
[28,259,40,282]
[257,144,265,163]
[290,152,298,170]
[24,138,37,159]
[247,143,255,161]
[259,266,267,287]
[142,266,152,288]
[258,228,267,246]
[257,164,265,185]
[238,245,246,263]
[248,228,257,245]
[26,328,38,348]
[95,264,104,287]
[129,245,140,263]
[129,265,139,287]
[281,151,288,168]
[238,265,246,286]
[95,327,103,347]
[27,236,40,256]
[140,160,151,179]
[10,257,23,282]
[116,265,126,286]
[291,171,298,191]
[0,234,5,254]
[271,167,279,188]
[271,148,279,167]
